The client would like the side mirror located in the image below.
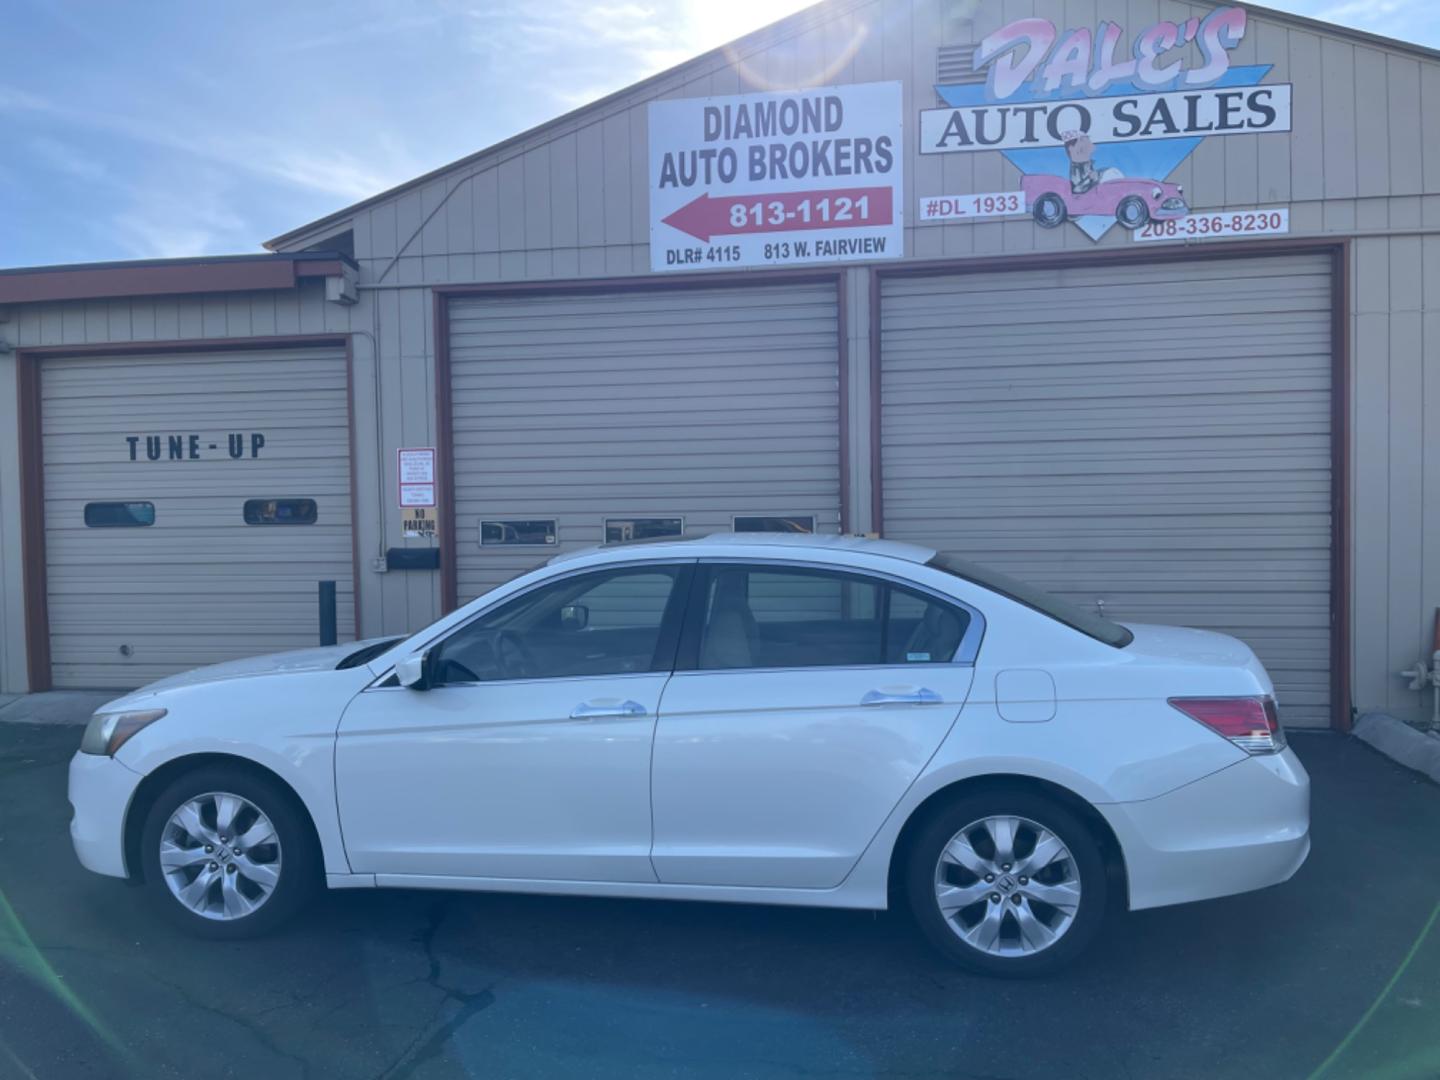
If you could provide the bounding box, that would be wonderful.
[559,604,590,631]
[395,650,431,690]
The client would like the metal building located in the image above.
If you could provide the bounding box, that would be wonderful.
[1,0,1437,732]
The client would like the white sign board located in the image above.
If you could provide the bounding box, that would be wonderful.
[918,191,1026,223]
[649,82,904,273]
[397,447,436,508]
[1133,207,1290,243]
[918,86,1291,155]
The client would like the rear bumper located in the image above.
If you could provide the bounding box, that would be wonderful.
[1101,747,1310,911]
[68,751,144,879]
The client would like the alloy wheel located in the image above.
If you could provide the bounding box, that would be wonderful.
[159,791,283,921]
[932,815,1081,957]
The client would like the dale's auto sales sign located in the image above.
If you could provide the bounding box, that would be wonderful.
[649,82,904,273]
[918,6,1291,240]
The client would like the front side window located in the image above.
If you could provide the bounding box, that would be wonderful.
[692,564,971,671]
[428,565,684,684]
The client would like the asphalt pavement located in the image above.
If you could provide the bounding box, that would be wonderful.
[0,718,1436,1080]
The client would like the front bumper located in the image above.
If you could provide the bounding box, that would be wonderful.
[1101,747,1310,911]
[68,751,144,879]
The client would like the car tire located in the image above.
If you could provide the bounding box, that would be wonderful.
[905,787,1109,977]
[140,765,318,939]
[1032,193,1067,228]
[1115,195,1150,229]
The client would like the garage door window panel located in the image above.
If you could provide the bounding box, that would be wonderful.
[83,502,155,528]
[431,566,688,684]
[243,499,318,526]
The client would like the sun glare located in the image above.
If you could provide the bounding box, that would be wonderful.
[687,0,823,54]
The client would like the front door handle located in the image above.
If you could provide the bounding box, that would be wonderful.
[570,699,649,720]
[861,687,942,707]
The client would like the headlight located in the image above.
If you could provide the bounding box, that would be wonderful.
[80,708,167,756]
[1152,186,1163,199]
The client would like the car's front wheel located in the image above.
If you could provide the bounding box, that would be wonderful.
[1115,195,1150,229]
[905,788,1108,976]
[140,766,318,938]
[1032,193,1067,228]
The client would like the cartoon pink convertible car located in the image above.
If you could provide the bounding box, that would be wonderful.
[1022,174,1188,230]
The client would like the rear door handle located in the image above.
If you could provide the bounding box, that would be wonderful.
[570,699,649,720]
[861,687,942,706]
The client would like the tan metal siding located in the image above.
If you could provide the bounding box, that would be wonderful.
[880,253,1335,727]
[1350,233,1440,723]
[323,0,1440,284]
[447,282,842,602]
[40,347,356,688]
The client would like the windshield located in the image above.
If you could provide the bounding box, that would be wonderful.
[926,554,1134,648]
[335,638,404,670]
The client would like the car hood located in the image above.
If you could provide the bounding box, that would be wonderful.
[103,639,396,705]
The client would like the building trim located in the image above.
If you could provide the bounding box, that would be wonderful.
[1331,241,1353,733]
[0,253,356,306]
[432,268,850,613]
[869,236,1352,732]
[344,334,365,641]
[433,290,458,614]
[15,333,359,691]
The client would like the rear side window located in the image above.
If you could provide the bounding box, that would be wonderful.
[927,553,1133,648]
[84,502,155,528]
[243,499,317,525]
[690,564,971,671]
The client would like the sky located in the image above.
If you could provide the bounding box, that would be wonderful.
[1,0,1436,269]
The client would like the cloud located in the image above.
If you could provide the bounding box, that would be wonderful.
[26,136,108,181]
[0,81,410,203]
[270,11,449,54]
[1314,0,1407,18]
[454,0,816,114]
[98,171,252,259]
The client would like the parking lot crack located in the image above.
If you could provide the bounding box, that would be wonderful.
[373,899,499,1079]
[140,968,317,1079]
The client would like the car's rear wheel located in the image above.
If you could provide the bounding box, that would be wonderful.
[140,766,318,938]
[905,788,1108,976]
[1115,195,1150,229]
[1032,193,1067,228]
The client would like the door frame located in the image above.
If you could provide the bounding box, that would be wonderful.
[869,239,1351,732]
[432,269,851,616]
[16,334,360,691]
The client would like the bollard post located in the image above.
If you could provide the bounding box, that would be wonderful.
[319,580,338,646]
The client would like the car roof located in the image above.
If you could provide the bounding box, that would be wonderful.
[548,532,937,568]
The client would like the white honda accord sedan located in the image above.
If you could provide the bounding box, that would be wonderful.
[69,534,1309,975]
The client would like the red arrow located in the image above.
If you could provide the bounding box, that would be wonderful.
[661,187,894,243]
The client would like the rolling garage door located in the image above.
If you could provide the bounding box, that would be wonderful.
[448,281,841,602]
[879,254,1334,726]
[41,347,356,688]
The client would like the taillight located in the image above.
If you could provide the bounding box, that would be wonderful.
[1169,696,1285,754]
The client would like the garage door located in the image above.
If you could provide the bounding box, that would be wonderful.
[448,281,842,602]
[879,253,1334,726]
[41,346,357,688]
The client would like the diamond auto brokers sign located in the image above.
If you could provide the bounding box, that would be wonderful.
[649,82,904,272]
